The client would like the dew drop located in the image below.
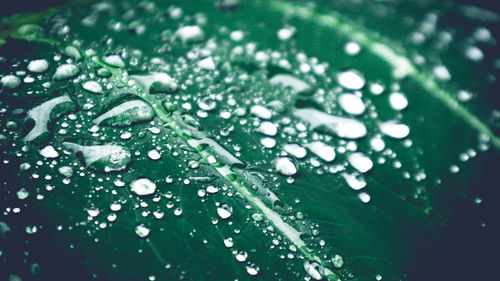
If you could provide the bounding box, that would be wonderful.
[135,224,150,238]
[275,157,298,176]
[337,69,365,90]
[217,204,233,219]
[27,59,49,73]
[53,64,79,80]
[130,178,156,196]
[338,93,366,115]
[389,92,408,111]
[379,121,410,139]
[348,152,373,173]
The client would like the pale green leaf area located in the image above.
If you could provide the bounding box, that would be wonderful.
[0,1,499,281]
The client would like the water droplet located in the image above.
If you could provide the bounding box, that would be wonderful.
[337,69,365,90]
[342,172,366,190]
[348,152,373,173]
[370,137,385,152]
[257,121,278,136]
[275,157,297,176]
[135,224,150,238]
[175,25,204,43]
[305,142,335,162]
[217,203,233,219]
[1,75,21,89]
[389,92,408,111]
[148,149,161,160]
[198,96,216,111]
[260,137,276,148]
[93,100,155,127]
[294,108,367,139]
[379,121,410,139]
[58,166,73,177]
[303,261,324,280]
[433,65,451,81]
[235,251,248,262]
[246,264,259,276]
[250,105,272,120]
[277,26,296,41]
[87,207,100,217]
[17,188,29,200]
[63,142,131,172]
[131,72,178,94]
[53,64,80,80]
[81,81,103,94]
[269,74,311,94]
[358,192,371,203]
[27,59,49,73]
[338,93,366,115]
[39,145,59,158]
[198,57,216,70]
[103,55,125,68]
[344,41,361,55]
[130,178,156,196]
[331,254,344,268]
[283,143,307,159]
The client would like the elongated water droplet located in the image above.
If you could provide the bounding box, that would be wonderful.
[53,64,79,80]
[379,121,410,139]
[269,74,311,94]
[82,81,103,94]
[305,142,335,162]
[103,55,125,68]
[283,143,307,159]
[63,142,131,172]
[294,108,367,139]
[250,105,272,120]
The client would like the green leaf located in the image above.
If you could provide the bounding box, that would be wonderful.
[1,1,499,281]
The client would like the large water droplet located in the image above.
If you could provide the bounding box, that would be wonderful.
[250,105,272,120]
[53,64,80,80]
[275,157,297,176]
[283,143,307,159]
[27,59,49,73]
[217,204,233,219]
[135,224,150,238]
[337,69,365,90]
[338,93,366,115]
[257,121,278,136]
[1,75,21,89]
[342,172,366,190]
[269,74,311,94]
[348,152,373,173]
[82,81,103,94]
[294,108,367,139]
[39,145,59,158]
[379,121,410,139]
[103,55,125,68]
[303,261,324,280]
[130,178,156,196]
[175,25,205,43]
[63,142,131,172]
[305,141,336,162]
[389,92,408,111]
